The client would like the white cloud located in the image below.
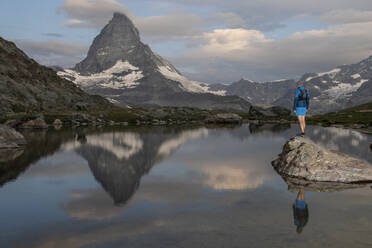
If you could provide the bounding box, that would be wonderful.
[171,21,372,82]
[134,10,205,41]
[58,0,206,41]
[15,40,89,67]
[58,0,134,29]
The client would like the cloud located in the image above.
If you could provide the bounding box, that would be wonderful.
[58,0,205,41]
[57,0,134,29]
[135,10,206,41]
[42,33,64,38]
[171,21,372,82]
[213,12,245,27]
[15,39,88,67]
[319,9,372,24]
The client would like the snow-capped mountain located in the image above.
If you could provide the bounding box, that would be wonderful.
[58,12,250,112]
[212,56,372,114]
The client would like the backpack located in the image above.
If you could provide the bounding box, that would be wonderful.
[298,89,308,101]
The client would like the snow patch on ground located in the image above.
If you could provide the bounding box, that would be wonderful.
[58,60,143,89]
[317,68,341,77]
[158,66,226,96]
[306,68,341,82]
[351,73,361,79]
[324,79,368,98]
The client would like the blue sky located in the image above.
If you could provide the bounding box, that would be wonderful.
[2,0,372,83]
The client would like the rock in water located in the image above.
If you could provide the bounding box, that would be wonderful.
[53,119,63,126]
[272,136,372,183]
[0,124,26,148]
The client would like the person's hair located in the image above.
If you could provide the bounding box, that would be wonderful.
[297,81,304,87]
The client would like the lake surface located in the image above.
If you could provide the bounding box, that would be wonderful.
[1,124,372,248]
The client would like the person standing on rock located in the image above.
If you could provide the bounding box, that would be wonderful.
[293,81,310,136]
[293,189,309,234]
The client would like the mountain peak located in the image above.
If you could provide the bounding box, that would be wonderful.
[74,12,141,74]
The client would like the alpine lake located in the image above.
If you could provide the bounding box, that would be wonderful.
[1,123,372,248]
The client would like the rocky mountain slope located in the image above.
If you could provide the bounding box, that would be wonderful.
[58,12,251,112]
[212,56,372,114]
[0,37,111,115]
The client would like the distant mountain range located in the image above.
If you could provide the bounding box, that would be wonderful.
[209,56,372,114]
[0,37,111,116]
[58,12,251,113]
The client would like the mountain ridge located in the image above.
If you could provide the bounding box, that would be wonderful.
[211,55,372,114]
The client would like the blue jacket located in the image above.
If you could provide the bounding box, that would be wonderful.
[293,87,310,110]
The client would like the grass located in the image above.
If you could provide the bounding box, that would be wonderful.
[307,102,372,127]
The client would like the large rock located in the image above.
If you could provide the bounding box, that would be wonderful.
[272,136,372,183]
[205,113,242,124]
[0,124,26,148]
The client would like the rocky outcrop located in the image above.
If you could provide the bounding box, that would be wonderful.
[0,36,112,116]
[249,104,291,117]
[205,113,242,124]
[0,124,26,148]
[272,136,372,183]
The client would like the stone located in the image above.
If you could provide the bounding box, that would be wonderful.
[205,113,242,124]
[19,117,48,129]
[53,119,63,126]
[0,124,27,149]
[272,136,372,183]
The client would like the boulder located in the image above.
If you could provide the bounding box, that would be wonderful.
[249,104,291,117]
[272,136,372,183]
[0,124,27,149]
[205,113,242,124]
[19,117,48,129]
[53,119,63,126]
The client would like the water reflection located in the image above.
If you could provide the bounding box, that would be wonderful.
[62,127,209,205]
[1,124,372,248]
[293,189,309,234]
[0,129,75,187]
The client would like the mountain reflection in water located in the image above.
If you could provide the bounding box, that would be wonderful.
[60,127,209,205]
[1,124,372,248]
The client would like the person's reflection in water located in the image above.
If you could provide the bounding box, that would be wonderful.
[293,189,309,234]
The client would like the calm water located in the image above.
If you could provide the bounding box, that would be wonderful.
[1,124,372,248]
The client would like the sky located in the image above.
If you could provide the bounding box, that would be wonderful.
[2,0,372,83]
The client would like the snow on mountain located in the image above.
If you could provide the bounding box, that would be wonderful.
[58,60,143,90]
[305,68,341,82]
[324,79,368,98]
[157,65,226,96]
